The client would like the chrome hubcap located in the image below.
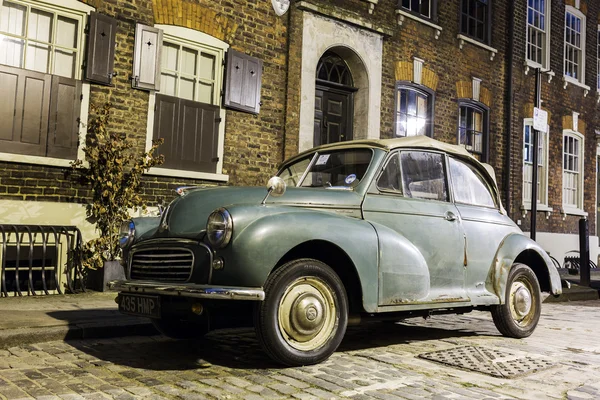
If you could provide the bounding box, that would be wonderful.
[278,277,337,351]
[509,280,534,325]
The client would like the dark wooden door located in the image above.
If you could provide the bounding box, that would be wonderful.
[314,85,353,147]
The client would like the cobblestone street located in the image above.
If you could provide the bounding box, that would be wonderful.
[0,301,599,400]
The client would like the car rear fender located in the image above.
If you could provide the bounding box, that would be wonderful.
[488,233,562,302]
[214,210,381,311]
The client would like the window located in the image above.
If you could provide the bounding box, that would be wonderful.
[0,0,86,79]
[523,120,548,208]
[160,36,220,105]
[564,8,586,84]
[460,0,491,44]
[401,0,432,19]
[148,25,228,178]
[394,84,433,137]
[526,0,550,69]
[400,151,447,201]
[449,157,495,208]
[458,102,489,162]
[0,0,91,163]
[377,152,402,193]
[562,131,584,212]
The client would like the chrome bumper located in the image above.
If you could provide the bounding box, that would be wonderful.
[108,280,265,301]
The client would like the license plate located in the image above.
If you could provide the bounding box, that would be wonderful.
[118,294,161,318]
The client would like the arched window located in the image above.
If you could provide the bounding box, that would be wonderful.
[316,51,353,86]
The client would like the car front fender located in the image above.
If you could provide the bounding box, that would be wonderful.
[212,208,380,311]
[488,233,562,302]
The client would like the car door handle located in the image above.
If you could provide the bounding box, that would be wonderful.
[445,211,457,221]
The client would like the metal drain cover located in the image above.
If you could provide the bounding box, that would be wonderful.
[419,346,556,378]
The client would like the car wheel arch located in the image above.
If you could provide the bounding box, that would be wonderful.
[273,240,364,314]
[514,250,551,293]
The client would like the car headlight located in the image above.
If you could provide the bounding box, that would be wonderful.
[118,220,135,249]
[206,208,233,248]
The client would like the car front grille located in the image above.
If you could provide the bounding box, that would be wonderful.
[130,247,194,282]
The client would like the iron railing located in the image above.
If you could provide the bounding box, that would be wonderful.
[0,225,85,296]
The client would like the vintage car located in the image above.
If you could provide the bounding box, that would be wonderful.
[111,136,562,366]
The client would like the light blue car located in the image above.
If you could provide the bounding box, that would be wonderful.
[112,136,562,366]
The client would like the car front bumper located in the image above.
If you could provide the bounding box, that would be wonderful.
[108,280,265,301]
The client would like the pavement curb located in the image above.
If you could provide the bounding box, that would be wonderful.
[0,321,157,350]
[543,283,600,303]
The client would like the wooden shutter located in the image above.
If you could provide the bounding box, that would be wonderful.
[178,99,220,173]
[132,24,162,91]
[0,65,51,157]
[85,12,117,85]
[47,76,82,159]
[153,94,179,169]
[224,50,263,114]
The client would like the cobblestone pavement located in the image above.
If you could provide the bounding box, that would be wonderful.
[1,301,599,400]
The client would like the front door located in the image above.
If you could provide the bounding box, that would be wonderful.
[314,51,355,147]
[314,86,353,146]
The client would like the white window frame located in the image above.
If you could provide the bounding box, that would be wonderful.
[0,0,92,167]
[522,119,550,211]
[525,0,551,71]
[145,24,228,182]
[562,129,586,215]
[563,6,586,88]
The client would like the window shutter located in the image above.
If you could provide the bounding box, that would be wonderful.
[47,76,82,159]
[153,94,180,168]
[178,99,220,173]
[85,12,117,85]
[0,65,51,157]
[224,50,263,114]
[132,24,162,91]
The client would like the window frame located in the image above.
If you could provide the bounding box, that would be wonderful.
[459,0,492,45]
[525,0,551,70]
[457,100,490,163]
[394,82,434,138]
[0,0,92,167]
[0,0,87,79]
[563,6,586,86]
[399,0,437,22]
[145,24,228,182]
[522,118,550,210]
[562,129,585,214]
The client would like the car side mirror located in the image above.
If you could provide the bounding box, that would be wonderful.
[262,176,287,204]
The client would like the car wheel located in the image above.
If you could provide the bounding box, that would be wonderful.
[255,258,348,366]
[491,263,541,338]
[152,318,209,339]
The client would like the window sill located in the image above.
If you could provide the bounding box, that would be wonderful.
[563,76,591,96]
[560,206,588,220]
[147,167,229,183]
[457,34,497,61]
[524,61,555,82]
[520,203,553,219]
[363,0,378,14]
[395,9,442,39]
[0,153,74,168]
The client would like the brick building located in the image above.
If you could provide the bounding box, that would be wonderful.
[0,0,598,287]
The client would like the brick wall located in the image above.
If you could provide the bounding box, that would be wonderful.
[511,0,600,236]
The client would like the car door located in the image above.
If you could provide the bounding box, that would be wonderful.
[363,150,469,306]
[447,157,520,301]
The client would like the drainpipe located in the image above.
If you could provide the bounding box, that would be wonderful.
[504,2,515,217]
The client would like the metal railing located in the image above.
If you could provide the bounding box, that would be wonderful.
[0,225,85,296]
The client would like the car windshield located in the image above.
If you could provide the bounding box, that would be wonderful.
[278,149,373,188]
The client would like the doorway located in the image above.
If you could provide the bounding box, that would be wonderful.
[314,51,357,147]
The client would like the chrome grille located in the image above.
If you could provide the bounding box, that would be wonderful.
[130,247,194,282]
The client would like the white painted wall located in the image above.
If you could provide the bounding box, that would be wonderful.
[523,231,600,268]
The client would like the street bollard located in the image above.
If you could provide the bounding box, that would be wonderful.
[579,218,590,287]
